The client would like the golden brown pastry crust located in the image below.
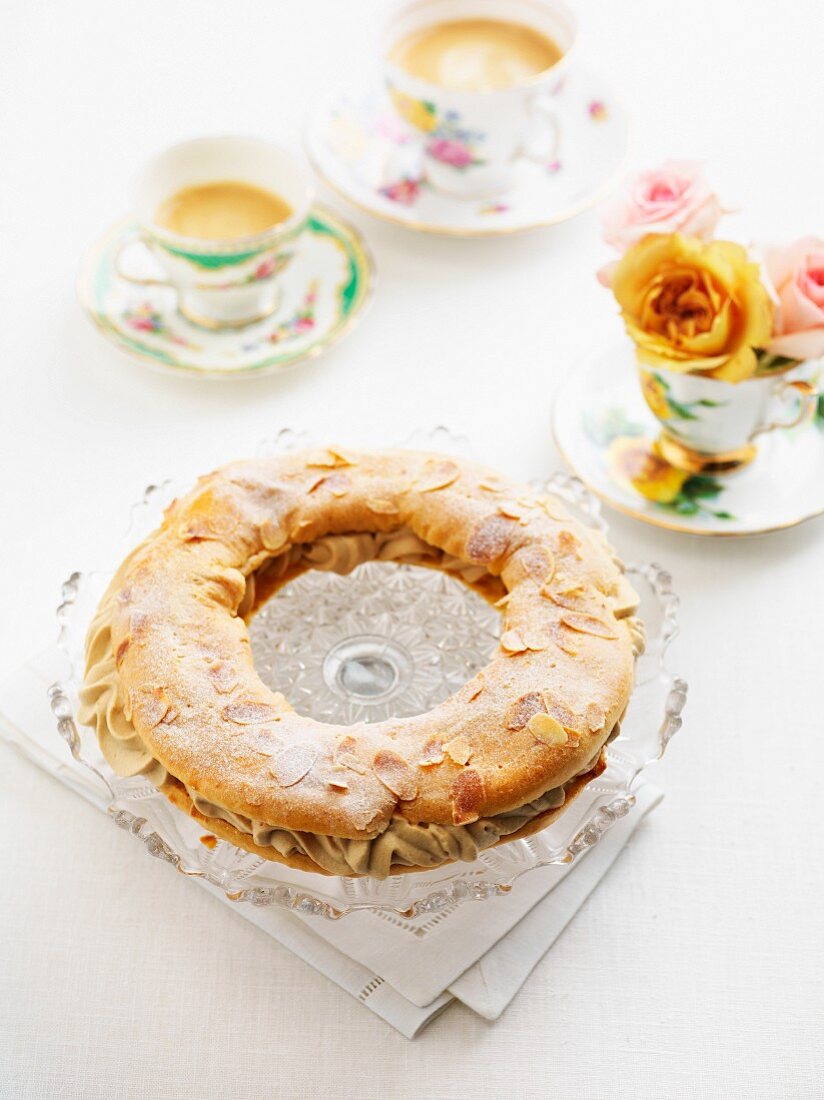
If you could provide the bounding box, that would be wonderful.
[96,448,637,847]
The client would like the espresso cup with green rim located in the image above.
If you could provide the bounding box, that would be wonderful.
[118,136,314,329]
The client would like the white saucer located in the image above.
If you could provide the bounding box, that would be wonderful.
[77,207,374,379]
[552,344,824,536]
[304,70,628,237]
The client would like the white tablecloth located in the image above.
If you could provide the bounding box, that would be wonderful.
[1,0,822,1096]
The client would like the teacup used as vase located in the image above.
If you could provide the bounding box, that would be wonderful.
[117,136,314,329]
[382,0,578,198]
[638,362,817,473]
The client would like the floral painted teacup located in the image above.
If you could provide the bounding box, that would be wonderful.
[639,363,817,473]
[382,0,578,198]
[117,136,314,329]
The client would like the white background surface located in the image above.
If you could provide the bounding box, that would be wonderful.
[1,1,823,1097]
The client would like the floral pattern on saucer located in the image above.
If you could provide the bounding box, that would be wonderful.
[78,209,373,378]
[553,344,824,535]
[585,411,735,521]
[387,87,486,168]
[305,69,628,235]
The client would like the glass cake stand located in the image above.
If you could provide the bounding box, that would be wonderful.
[49,428,686,919]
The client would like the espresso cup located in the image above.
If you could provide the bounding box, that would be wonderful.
[382,0,577,197]
[117,136,314,329]
[639,363,817,473]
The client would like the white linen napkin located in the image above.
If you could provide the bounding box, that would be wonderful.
[0,652,662,1038]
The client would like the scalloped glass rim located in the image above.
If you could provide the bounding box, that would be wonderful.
[49,427,686,919]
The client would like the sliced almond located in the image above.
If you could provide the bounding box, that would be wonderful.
[303,474,326,493]
[505,692,545,731]
[541,581,589,610]
[337,753,368,775]
[557,530,583,560]
[335,735,357,758]
[449,769,485,825]
[586,702,607,732]
[131,688,173,730]
[560,612,618,639]
[540,694,579,730]
[327,446,358,466]
[306,448,352,469]
[416,461,460,493]
[248,730,280,757]
[538,496,567,521]
[418,738,445,767]
[270,744,317,787]
[466,515,512,564]
[260,520,288,553]
[498,500,526,521]
[527,713,567,746]
[465,678,485,702]
[500,629,527,655]
[519,547,556,586]
[443,737,472,766]
[208,662,239,695]
[548,623,579,656]
[367,498,400,514]
[373,749,418,800]
[314,472,351,497]
[328,776,350,791]
[222,701,283,725]
[334,736,369,774]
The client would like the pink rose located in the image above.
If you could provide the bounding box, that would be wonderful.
[765,237,824,360]
[600,161,723,253]
[427,139,473,168]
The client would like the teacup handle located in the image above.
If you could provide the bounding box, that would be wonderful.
[114,230,173,288]
[753,379,817,438]
[521,93,560,166]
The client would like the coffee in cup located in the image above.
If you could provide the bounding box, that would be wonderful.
[118,137,313,329]
[388,17,563,91]
[383,0,578,197]
[155,181,294,241]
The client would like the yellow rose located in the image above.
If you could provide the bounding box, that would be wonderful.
[609,436,689,504]
[612,234,773,382]
[389,89,438,133]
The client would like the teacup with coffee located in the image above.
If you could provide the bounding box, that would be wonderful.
[383,0,577,197]
[120,137,314,328]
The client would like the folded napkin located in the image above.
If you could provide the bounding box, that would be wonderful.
[0,652,662,1038]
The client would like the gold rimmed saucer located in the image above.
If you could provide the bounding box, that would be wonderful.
[552,344,824,537]
[304,69,629,237]
[77,206,374,379]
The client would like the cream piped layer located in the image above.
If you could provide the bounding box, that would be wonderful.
[186,780,574,877]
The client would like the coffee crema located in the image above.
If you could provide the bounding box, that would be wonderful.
[389,17,562,91]
[155,180,293,241]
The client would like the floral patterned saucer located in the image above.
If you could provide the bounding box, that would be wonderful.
[552,344,824,536]
[77,207,374,378]
[304,70,628,236]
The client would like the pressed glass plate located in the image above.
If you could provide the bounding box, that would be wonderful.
[49,428,686,919]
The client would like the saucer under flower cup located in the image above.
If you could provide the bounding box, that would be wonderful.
[304,69,628,236]
[552,343,824,536]
[77,207,373,379]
